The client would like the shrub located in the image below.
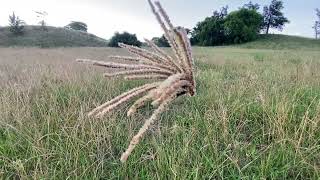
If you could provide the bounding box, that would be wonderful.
[152,35,170,47]
[65,21,88,32]
[108,32,142,47]
[224,8,263,43]
[191,6,263,45]
[253,53,265,62]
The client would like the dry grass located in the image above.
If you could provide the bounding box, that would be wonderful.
[0,46,320,179]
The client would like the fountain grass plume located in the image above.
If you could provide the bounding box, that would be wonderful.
[77,0,196,162]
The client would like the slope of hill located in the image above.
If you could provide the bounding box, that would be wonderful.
[238,34,320,50]
[1,28,319,50]
[0,26,108,47]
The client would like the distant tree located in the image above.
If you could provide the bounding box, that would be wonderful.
[243,1,260,11]
[314,8,320,39]
[313,21,319,39]
[65,21,88,32]
[8,12,25,35]
[262,0,289,34]
[317,9,320,35]
[35,11,48,31]
[109,32,142,47]
[224,8,263,43]
[152,35,170,47]
[191,6,229,46]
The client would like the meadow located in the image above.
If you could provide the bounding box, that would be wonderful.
[0,46,319,179]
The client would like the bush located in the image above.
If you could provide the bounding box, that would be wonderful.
[224,9,263,43]
[109,32,142,47]
[191,6,263,46]
[152,35,170,47]
[65,21,88,32]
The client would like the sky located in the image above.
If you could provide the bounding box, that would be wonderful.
[0,0,319,40]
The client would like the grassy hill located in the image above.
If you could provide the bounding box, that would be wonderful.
[1,27,319,50]
[0,26,108,48]
[238,34,320,50]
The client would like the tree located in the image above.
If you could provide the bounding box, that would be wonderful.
[243,1,260,11]
[262,0,289,34]
[152,35,170,47]
[314,9,320,39]
[191,6,229,46]
[224,8,263,43]
[65,21,88,32]
[314,21,319,39]
[8,12,25,35]
[35,11,48,31]
[108,32,142,47]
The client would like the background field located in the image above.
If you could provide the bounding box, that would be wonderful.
[0,45,320,179]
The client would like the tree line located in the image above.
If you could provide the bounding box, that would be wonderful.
[108,0,291,47]
[3,0,320,47]
[190,0,290,46]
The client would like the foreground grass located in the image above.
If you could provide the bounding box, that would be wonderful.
[0,47,320,179]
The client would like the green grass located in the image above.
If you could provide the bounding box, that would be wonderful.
[0,26,108,48]
[238,34,320,50]
[0,47,320,179]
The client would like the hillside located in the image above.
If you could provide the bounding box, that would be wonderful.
[0,26,108,48]
[238,34,320,50]
[1,27,319,50]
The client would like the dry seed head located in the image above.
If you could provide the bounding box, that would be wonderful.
[127,94,152,117]
[77,0,196,162]
[124,74,168,80]
[120,93,175,163]
[87,83,159,117]
[109,56,141,62]
[152,80,192,107]
[103,69,173,78]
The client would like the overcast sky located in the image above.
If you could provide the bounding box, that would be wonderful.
[0,0,318,40]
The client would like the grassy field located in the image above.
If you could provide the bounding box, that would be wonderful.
[0,46,320,179]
